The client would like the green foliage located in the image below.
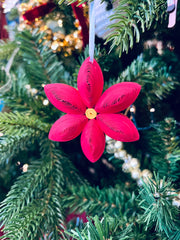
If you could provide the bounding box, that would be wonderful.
[0,41,17,61]
[0,112,50,164]
[0,111,50,133]
[65,214,164,240]
[66,214,133,240]
[60,154,89,187]
[145,118,180,179]
[138,174,180,239]
[58,0,87,6]
[166,150,180,181]
[0,140,65,240]
[117,54,176,105]
[63,185,137,218]
[0,129,37,164]
[15,30,65,88]
[106,0,167,56]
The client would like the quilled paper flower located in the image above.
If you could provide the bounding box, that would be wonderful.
[44,57,141,162]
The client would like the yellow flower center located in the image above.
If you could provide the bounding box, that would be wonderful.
[85,108,97,119]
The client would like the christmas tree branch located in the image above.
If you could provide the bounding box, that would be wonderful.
[15,30,64,87]
[0,112,51,133]
[39,138,89,188]
[0,140,65,240]
[138,174,180,239]
[0,40,17,61]
[0,112,51,164]
[106,0,167,56]
[63,185,136,217]
[145,118,180,179]
[0,130,37,164]
[66,214,133,240]
[117,54,176,104]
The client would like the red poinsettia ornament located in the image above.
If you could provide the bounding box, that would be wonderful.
[44,57,141,162]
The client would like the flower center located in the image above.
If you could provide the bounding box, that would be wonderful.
[85,108,97,119]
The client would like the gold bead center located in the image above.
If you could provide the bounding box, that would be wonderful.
[85,108,97,119]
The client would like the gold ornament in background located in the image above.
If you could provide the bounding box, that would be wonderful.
[18,1,83,56]
[18,0,49,14]
[18,3,29,13]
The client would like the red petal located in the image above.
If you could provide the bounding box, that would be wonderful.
[95,82,141,113]
[81,119,105,162]
[77,57,104,108]
[96,113,139,142]
[44,83,86,114]
[49,114,88,141]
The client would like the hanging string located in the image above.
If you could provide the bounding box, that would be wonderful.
[89,0,96,62]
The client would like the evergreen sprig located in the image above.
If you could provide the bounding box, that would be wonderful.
[0,129,37,164]
[145,118,180,179]
[63,185,136,218]
[66,214,133,240]
[0,112,50,164]
[60,154,89,187]
[106,0,166,56]
[117,54,176,104]
[15,30,65,88]
[39,137,88,188]
[0,40,17,61]
[138,174,180,239]
[166,150,180,181]
[0,140,65,240]
[0,111,50,133]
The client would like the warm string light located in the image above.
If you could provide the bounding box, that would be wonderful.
[25,84,38,96]
[25,84,49,105]
[127,105,156,131]
[22,163,29,172]
[43,99,49,105]
[16,161,29,172]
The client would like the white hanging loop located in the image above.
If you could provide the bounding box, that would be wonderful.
[168,0,178,28]
[89,0,97,62]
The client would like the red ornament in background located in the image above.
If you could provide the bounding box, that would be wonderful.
[44,57,141,163]
[71,2,89,48]
[0,2,9,39]
[0,227,7,240]
[22,2,56,23]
